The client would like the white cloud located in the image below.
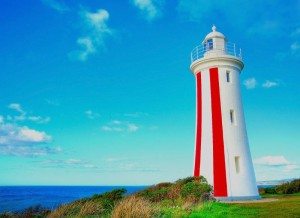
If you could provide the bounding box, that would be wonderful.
[128,124,139,132]
[0,120,56,157]
[104,157,159,172]
[70,9,113,61]
[0,104,56,157]
[42,158,97,169]
[101,120,139,133]
[291,42,300,52]
[75,37,96,61]
[101,126,112,131]
[65,158,85,165]
[41,0,70,13]
[101,125,123,132]
[243,78,257,89]
[254,155,300,181]
[131,0,163,21]
[41,157,158,172]
[0,124,51,145]
[8,103,24,113]
[0,145,61,157]
[111,120,122,125]
[290,28,300,52]
[45,99,60,106]
[7,103,50,124]
[254,155,289,166]
[18,127,51,142]
[291,27,300,37]
[276,28,300,59]
[85,110,100,119]
[262,80,278,88]
[28,116,51,124]
[283,164,299,172]
[124,112,149,118]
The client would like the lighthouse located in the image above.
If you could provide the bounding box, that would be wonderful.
[190,26,259,200]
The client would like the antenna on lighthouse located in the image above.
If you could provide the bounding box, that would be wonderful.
[212,25,217,32]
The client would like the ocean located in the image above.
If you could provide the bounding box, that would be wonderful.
[0,186,147,212]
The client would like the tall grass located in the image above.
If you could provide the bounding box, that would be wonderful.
[48,188,126,217]
[111,196,155,218]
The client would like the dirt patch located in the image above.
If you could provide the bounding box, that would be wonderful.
[225,198,278,204]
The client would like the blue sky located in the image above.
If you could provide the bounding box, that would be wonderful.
[0,0,299,185]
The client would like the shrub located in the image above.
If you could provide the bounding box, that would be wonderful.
[48,202,83,218]
[79,201,104,216]
[200,192,215,202]
[276,179,300,194]
[176,176,207,186]
[18,205,51,218]
[154,182,172,189]
[259,179,300,195]
[48,188,126,217]
[139,187,169,202]
[175,177,195,185]
[181,181,212,202]
[111,196,155,218]
[90,188,126,202]
[258,187,266,195]
[265,187,277,194]
[167,184,181,201]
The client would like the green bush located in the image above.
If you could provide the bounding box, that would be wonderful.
[175,176,207,186]
[0,205,51,218]
[259,179,300,195]
[138,187,170,202]
[181,181,212,201]
[263,187,277,194]
[137,176,213,204]
[276,179,300,194]
[48,188,126,217]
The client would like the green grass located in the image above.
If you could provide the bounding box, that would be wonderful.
[190,202,259,218]
[2,177,299,218]
[260,192,300,198]
[160,195,300,218]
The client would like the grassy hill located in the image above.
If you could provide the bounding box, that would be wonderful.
[1,177,299,217]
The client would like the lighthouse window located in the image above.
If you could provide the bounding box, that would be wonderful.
[230,109,235,124]
[226,71,231,83]
[235,156,240,173]
[205,39,213,51]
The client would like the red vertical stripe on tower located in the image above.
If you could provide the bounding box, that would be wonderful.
[210,67,228,197]
[194,72,202,177]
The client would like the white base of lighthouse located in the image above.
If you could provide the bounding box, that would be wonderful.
[216,196,261,202]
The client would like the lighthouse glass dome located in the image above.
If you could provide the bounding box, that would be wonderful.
[191,26,242,63]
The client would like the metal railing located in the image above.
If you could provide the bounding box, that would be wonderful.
[190,42,242,63]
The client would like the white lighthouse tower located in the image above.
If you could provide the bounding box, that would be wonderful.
[190,26,259,200]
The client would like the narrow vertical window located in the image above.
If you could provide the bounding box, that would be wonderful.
[230,109,235,124]
[205,39,213,51]
[226,71,230,83]
[235,156,240,173]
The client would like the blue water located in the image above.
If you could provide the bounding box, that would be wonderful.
[0,186,147,212]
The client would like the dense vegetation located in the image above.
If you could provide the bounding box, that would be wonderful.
[259,179,300,195]
[0,176,213,218]
[1,177,300,217]
[46,176,213,217]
